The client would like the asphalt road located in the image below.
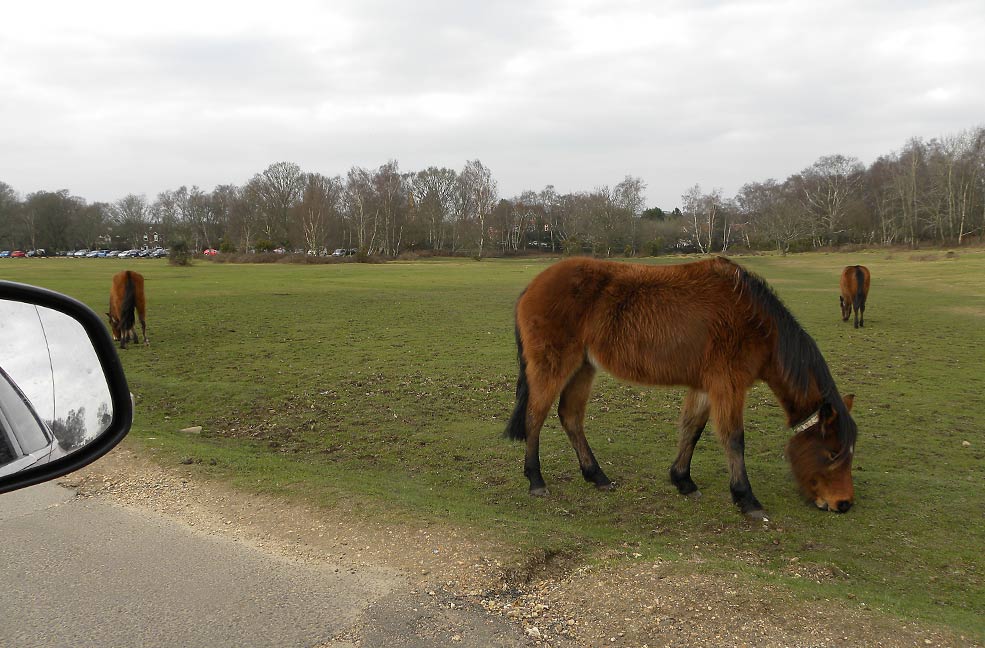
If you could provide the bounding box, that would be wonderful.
[0,482,527,648]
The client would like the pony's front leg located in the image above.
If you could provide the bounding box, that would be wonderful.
[670,390,710,497]
[724,430,766,519]
[712,393,767,520]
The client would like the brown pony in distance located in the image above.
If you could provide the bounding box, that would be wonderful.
[108,270,148,349]
[505,257,858,519]
[840,265,870,328]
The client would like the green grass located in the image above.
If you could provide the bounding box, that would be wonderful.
[4,251,984,638]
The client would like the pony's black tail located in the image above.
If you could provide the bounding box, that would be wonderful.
[120,271,137,333]
[853,266,866,311]
[504,318,530,441]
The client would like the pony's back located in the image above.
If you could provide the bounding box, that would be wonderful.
[516,257,778,388]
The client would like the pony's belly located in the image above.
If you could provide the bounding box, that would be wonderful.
[586,342,702,388]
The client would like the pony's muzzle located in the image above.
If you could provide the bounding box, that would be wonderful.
[815,498,853,513]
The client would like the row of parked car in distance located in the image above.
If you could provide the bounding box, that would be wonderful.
[0,248,169,259]
[71,248,169,258]
[2,247,360,259]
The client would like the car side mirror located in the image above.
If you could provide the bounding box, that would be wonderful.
[0,281,132,494]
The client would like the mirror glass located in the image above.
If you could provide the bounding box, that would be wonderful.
[0,300,113,478]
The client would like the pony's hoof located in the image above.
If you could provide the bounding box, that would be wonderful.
[685,489,702,499]
[595,481,616,491]
[529,487,549,498]
[744,509,769,522]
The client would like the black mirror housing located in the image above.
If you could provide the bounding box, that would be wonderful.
[0,281,132,494]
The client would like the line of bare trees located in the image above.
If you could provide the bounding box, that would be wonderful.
[2,126,983,257]
[685,127,985,254]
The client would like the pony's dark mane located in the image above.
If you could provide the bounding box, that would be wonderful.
[719,258,856,459]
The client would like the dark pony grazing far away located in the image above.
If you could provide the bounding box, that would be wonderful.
[505,257,858,520]
[840,265,871,328]
[108,270,148,349]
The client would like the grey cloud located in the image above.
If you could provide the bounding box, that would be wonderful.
[2,0,984,208]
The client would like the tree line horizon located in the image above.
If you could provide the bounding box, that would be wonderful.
[2,125,983,258]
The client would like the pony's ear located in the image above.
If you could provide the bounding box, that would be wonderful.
[842,394,855,412]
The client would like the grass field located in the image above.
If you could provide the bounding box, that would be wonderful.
[3,250,983,638]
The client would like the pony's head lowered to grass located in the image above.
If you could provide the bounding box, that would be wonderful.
[786,394,857,512]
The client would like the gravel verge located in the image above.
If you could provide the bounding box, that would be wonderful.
[64,442,978,648]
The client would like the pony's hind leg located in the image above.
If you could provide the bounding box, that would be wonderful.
[670,390,710,497]
[558,362,613,490]
[520,349,586,497]
[523,395,555,497]
[521,367,567,497]
[137,299,148,344]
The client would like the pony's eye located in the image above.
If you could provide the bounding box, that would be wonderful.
[825,450,837,461]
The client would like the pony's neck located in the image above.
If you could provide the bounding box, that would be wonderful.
[765,371,824,429]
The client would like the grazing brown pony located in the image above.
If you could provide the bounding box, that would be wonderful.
[840,265,870,328]
[505,257,858,519]
[107,270,147,349]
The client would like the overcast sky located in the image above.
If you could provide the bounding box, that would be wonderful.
[2,0,983,209]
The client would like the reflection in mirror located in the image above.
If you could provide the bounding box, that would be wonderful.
[0,300,113,478]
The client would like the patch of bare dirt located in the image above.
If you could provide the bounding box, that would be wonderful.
[66,442,979,648]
